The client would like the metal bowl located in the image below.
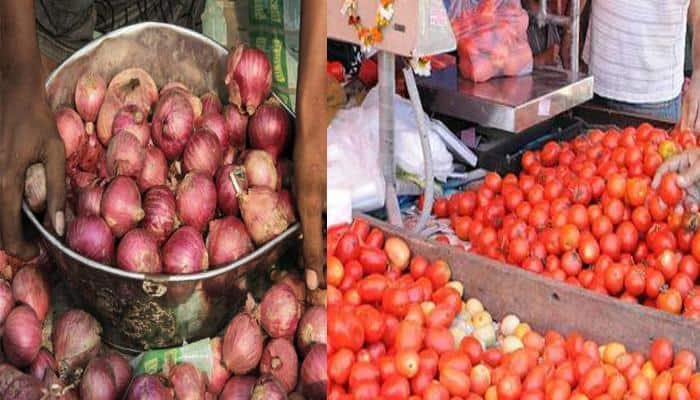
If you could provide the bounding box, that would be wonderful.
[24,22,300,353]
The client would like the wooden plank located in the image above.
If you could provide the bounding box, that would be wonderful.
[361,215,700,352]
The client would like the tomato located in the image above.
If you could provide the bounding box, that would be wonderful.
[560,251,582,276]
[606,174,627,199]
[460,336,483,364]
[691,232,700,262]
[440,368,471,397]
[425,326,455,354]
[411,370,434,395]
[329,307,365,351]
[652,371,673,400]
[644,151,663,177]
[327,256,344,287]
[507,237,529,265]
[670,382,691,400]
[381,375,410,399]
[410,255,429,279]
[559,224,580,252]
[600,232,621,260]
[433,198,449,218]
[329,348,355,385]
[427,303,457,329]
[626,177,649,207]
[470,365,491,395]
[689,373,700,398]
[614,221,638,254]
[607,373,627,399]
[570,180,592,205]
[336,232,360,263]
[579,366,608,397]
[485,172,503,192]
[546,378,572,400]
[592,215,614,239]
[448,193,461,216]
[349,361,380,389]
[382,287,409,316]
[604,263,625,295]
[497,374,522,400]
[670,273,693,298]
[395,320,424,351]
[658,172,683,207]
[426,260,451,288]
[632,206,652,234]
[567,204,589,230]
[483,348,504,367]
[624,267,646,297]
[528,184,546,204]
[423,382,450,400]
[679,255,699,281]
[649,337,674,372]
[541,141,561,166]
[356,304,386,343]
[674,349,697,370]
[522,256,544,273]
[364,227,385,249]
[604,198,625,225]
[670,364,692,385]
[395,349,420,378]
[357,274,388,303]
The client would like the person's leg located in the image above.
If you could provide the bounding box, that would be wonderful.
[599,95,682,122]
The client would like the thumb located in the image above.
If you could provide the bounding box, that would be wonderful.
[679,161,700,190]
[43,136,66,236]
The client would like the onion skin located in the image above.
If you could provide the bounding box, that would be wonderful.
[161,85,203,119]
[117,229,162,273]
[3,305,42,368]
[80,130,104,173]
[75,72,106,122]
[71,171,99,197]
[76,184,104,217]
[142,186,179,243]
[161,82,190,94]
[43,368,77,400]
[24,164,47,214]
[162,226,209,274]
[216,165,242,216]
[79,357,117,400]
[183,129,223,177]
[250,375,287,400]
[107,68,158,113]
[137,147,168,192]
[66,215,114,264]
[101,176,144,237]
[206,217,254,266]
[0,363,44,400]
[220,375,256,400]
[112,105,150,146]
[222,312,264,374]
[248,103,289,159]
[176,172,217,231]
[277,190,297,224]
[243,150,278,190]
[106,131,146,178]
[56,107,86,168]
[104,352,132,398]
[29,348,56,381]
[259,283,301,338]
[0,280,14,327]
[274,272,305,303]
[96,93,122,145]
[300,344,327,400]
[126,374,174,400]
[296,306,327,356]
[201,91,223,116]
[197,113,230,149]
[223,146,238,165]
[208,338,230,395]
[12,265,50,322]
[223,106,248,148]
[260,338,298,393]
[225,44,272,116]
[237,185,289,245]
[169,362,206,400]
[53,309,102,377]
[152,92,195,160]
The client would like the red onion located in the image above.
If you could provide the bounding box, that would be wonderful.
[222,312,264,374]
[106,131,146,178]
[206,217,253,266]
[43,368,78,400]
[208,338,230,395]
[12,265,50,322]
[248,103,289,159]
[243,150,278,190]
[183,129,223,177]
[76,184,103,217]
[96,94,121,145]
[29,348,56,381]
[296,306,326,356]
[107,68,159,113]
[117,229,162,273]
[160,84,203,118]
[80,128,104,173]
[112,104,150,146]
[53,309,101,376]
[161,82,190,94]
[216,165,243,216]
[0,280,14,327]
[0,364,44,400]
[274,272,305,303]
[176,172,216,231]
[66,215,114,263]
[80,357,117,400]
[137,147,168,192]
[104,352,132,398]
[260,338,298,393]
[169,362,206,400]
[220,376,256,400]
[225,44,272,115]
[24,164,46,214]
[3,305,41,367]
[259,283,301,338]
[197,113,230,149]
[56,107,86,163]
[101,176,144,237]
[162,226,209,274]
[251,375,286,400]
[75,72,106,122]
[126,374,174,400]
[201,91,223,116]
[152,92,195,160]
[300,344,327,400]
[223,106,248,148]
[277,190,297,224]
[142,186,179,243]
[223,146,238,165]
[231,172,289,245]
[71,171,99,196]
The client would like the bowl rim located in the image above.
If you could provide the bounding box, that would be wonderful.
[23,21,300,283]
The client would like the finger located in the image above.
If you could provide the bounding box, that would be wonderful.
[305,269,319,291]
[680,161,700,190]
[302,223,325,289]
[681,93,692,131]
[653,153,689,188]
[42,135,66,236]
[0,170,37,259]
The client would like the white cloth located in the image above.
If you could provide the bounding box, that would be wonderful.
[583,0,690,103]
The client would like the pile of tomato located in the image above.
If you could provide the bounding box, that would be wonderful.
[425,124,700,318]
[327,218,700,399]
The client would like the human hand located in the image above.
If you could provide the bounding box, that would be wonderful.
[652,148,700,210]
[681,73,700,132]
[0,77,65,259]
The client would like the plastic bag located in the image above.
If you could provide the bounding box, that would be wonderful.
[130,338,213,378]
[448,0,533,82]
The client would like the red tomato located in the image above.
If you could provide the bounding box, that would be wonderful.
[423,382,450,400]
[395,349,420,378]
[349,361,380,389]
[579,366,608,397]
[440,368,471,397]
[559,224,581,252]
[425,327,455,354]
[460,336,483,364]
[329,348,355,385]
[395,320,424,351]
[382,287,409,317]
[355,304,386,343]
[329,306,365,351]
[459,191,477,216]
[426,260,451,288]
[357,274,388,303]
[365,228,385,248]
[497,374,522,400]
[561,251,582,276]
[336,233,360,263]
[381,375,410,399]
[658,172,683,207]
[604,263,625,295]
[650,337,674,371]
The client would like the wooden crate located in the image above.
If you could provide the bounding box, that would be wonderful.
[362,215,700,352]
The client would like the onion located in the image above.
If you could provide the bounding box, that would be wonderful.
[220,376,256,400]
[160,84,203,118]
[206,217,253,266]
[24,164,46,214]
[274,272,305,303]
[29,348,56,381]
[0,364,44,400]
[75,72,106,122]
[56,107,86,165]
[106,131,146,178]
[76,184,103,217]
[0,280,14,326]
[126,374,174,400]
[117,229,162,273]
[300,345,327,400]
[107,68,159,113]
[12,265,50,321]
[260,338,298,393]
[112,104,150,146]
[80,128,104,173]
[138,147,168,192]
[169,362,206,400]
[223,106,248,148]
[230,172,289,245]
[96,94,122,145]
[80,357,117,400]
[259,283,301,338]
[222,312,264,374]
[296,306,327,356]
[225,44,272,115]
[101,176,144,237]
[183,129,223,177]
[201,91,223,115]
[216,165,243,216]
[152,92,195,160]
[142,186,179,243]
[223,146,238,165]
[70,171,99,195]
[176,172,216,231]
[53,309,102,376]
[250,375,286,400]
[197,113,230,149]
[43,368,77,400]
[161,82,190,94]
[248,103,289,159]
[66,215,114,263]
[104,352,132,398]
[277,190,297,224]
[208,338,230,395]
[162,226,209,274]
[3,305,41,367]
[243,150,278,190]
